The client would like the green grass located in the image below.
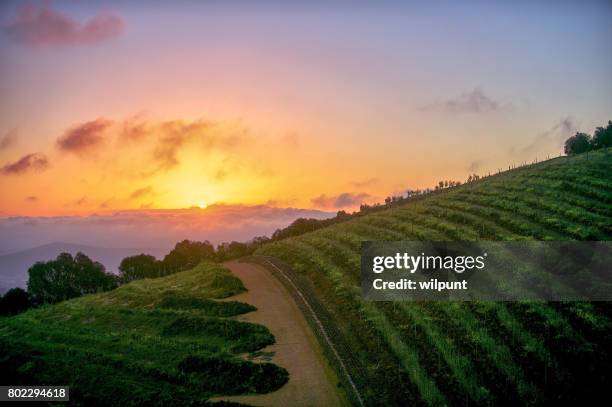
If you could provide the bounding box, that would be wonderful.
[256,150,612,406]
[0,262,287,406]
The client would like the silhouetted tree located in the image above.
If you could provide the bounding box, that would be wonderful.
[564,132,592,155]
[119,254,160,283]
[591,121,612,150]
[272,218,324,240]
[161,240,216,274]
[27,252,117,304]
[0,287,31,316]
[216,241,251,261]
[336,210,350,219]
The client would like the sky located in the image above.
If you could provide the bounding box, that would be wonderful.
[0,1,611,248]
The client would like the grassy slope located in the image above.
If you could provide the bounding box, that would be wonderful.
[0,262,288,406]
[256,150,612,406]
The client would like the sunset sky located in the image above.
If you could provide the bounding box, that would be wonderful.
[1,0,611,219]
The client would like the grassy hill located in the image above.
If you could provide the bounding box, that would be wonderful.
[0,151,610,406]
[0,262,288,406]
[255,150,612,405]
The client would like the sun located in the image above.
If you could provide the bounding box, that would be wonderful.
[198,202,208,209]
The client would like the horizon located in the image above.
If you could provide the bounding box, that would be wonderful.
[1,0,610,219]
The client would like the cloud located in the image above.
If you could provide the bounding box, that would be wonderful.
[467,160,481,172]
[74,196,87,206]
[129,186,154,200]
[1,153,49,175]
[522,117,577,153]
[422,89,501,114]
[4,3,125,47]
[152,121,209,171]
[149,119,244,173]
[57,118,112,153]
[350,178,379,189]
[0,129,18,150]
[119,117,150,143]
[311,192,371,209]
[99,197,114,209]
[25,196,38,202]
[0,205,334,252]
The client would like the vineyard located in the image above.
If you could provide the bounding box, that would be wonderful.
[256,150,612,406]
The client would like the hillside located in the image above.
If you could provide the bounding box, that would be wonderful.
[0,263,288,406]
[0,243,171,294]
[255,150,612,405]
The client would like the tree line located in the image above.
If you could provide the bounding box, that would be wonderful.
[564,120,612,155]
[0,240,227,315]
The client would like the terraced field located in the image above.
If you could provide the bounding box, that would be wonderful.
[0,263,289,406]
[256,150,612,406]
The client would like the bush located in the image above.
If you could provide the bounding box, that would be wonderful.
[156,293,256,316]
[119,254,160,283]
[0,288,31,316]
[592,121,612,150]
[162,316,275,352]
[178,355,289,394]
[27,252,118,304]
[564,132,592,155]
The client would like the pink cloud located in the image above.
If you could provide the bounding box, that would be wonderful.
[4,2,125,47]
[57,118,112,153]
[1,153,49,175]
[311,192,371,209]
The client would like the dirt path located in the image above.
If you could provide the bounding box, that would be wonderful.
[211,260,347,407]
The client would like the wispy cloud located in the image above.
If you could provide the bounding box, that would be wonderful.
[129,186,154,200]
[4,2,125,47]
[350,178,379,189]
[522,117,576,153]
[422,89,503,114]
[57,118,112,153]
[148,119,245,174]
[467,160,481,172]
[152,121,210,171]
[311,192,371,209]
[1,153,49,175]
[0,129,18,150]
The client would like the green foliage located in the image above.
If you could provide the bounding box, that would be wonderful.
[27,252,118,304]
[161,240,216,274]
[216,241,253,261]
[564,132,592,155]
[162,316,275,352]
[156,293,256,316]
[592,120,612,149]
[119,254,161,283]
[0,262,287,406]
[563,119,612,155]
[255,150,612,406]
[0,287,31,315]
[179,355,289,394]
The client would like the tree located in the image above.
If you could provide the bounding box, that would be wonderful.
[0,287,31,316]
[217,241,251,261]
[564,132,592,155]
[160,240,216,275]
[591,121,612,150]
[27,252,117,304]
[119,254,160,283]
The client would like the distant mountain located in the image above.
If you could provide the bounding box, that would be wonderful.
[0,243,170,294]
